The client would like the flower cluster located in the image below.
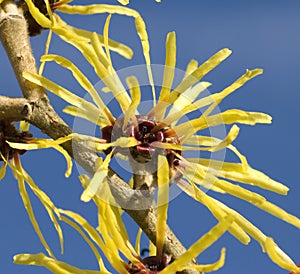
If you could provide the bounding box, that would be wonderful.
[2,0,299,273]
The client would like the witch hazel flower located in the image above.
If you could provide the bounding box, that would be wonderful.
[19,1,300,273]
[14,165,232,273]
[0,120,74,258]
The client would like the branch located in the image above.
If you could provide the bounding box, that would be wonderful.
[0,0,47,101]
[0,2,200,273]
[0,96,32,121]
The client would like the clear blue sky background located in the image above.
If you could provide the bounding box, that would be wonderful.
[0,0,300,273]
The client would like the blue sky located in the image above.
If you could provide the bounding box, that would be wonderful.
[0,0,300,273]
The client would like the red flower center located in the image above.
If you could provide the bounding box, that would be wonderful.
[101,116,182,168]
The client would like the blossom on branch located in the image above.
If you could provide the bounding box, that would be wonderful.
[16,0,300,273]
[0,121,72,258]
[15,169,232,273]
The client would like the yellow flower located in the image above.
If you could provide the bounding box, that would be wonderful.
[21,1,300,273]
[0,120,73,258]
[14,167,232,273]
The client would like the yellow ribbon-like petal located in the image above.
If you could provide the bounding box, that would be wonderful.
[184,59,198,77]
[23,0,52,28]
[14,253,102,274]
[168,48,232,104]
[191,158,289,195]
[158,31,176,102]
[123,76,141,130]
[201,68,263,118]
[103,14,113,73]
[174,109,272,141]
[58,208,120,271]
[186,161,300,229]
[55,14,133,59]
[176,180,250,245]
[81,153,112,202]
[23,71,101,114]
[90,31,111,69]
[7,136,73,177]
[265,238,300,273]
[117,0,129,5]
[178,248,226,272]
[156,155,170,258]
[183,135,249,171]
[39,29,53,75]
[59,215,107,272]
[50,27,131,113]
[135,228,143,255]
[57,4,155,105]
[0,161,7,180]
[11,158,54,258]
[63,106,110,128]
[160,216,233,274]
[41,54,114,123]
[149,32,176,120]
[166,81,212,124]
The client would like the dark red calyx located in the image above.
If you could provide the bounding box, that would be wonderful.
[0,121,32,160]
[128,254,171,274]
[101,116,182,167]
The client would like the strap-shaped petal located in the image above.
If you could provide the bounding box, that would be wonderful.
[23,0,52,28]
[0,161,7,180]
[123,76,141,130]
[265,238,300,273]
[160,215,233,273]
[168,48,232,104]
[176,180,250,245]
[55,15,133,59]
[14,253,102,274]
[10,157,55,257]
[178,248,226,272]
[59,214,106,271]
[41,54,114,123]
[156,155,170,258]
[190,158,289,195]
[57,4,155,104]
[81,153,112,202]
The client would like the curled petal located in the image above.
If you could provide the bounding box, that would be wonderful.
[168,48,232,103]
[10,158,55,257]
[7,137,73,178]
[178,248,226,272]
[63,106,110,127]
[265,238,300,273]
[80,153,112,202]
[23,0,52,28]
[55,15,133,59]
[41,54,113,122]
[160,215,233,273]
[23,72,100,113]
[191,158,289,195]
[14,253,101,274]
